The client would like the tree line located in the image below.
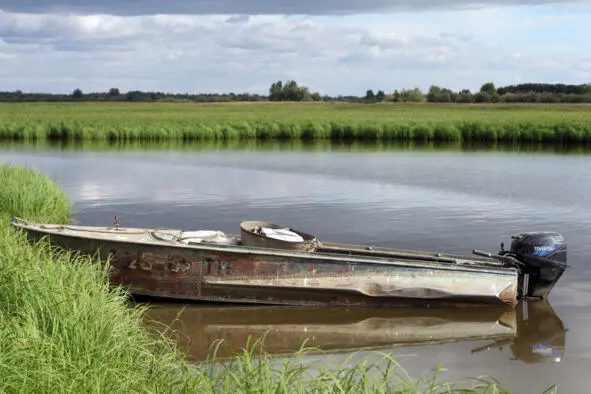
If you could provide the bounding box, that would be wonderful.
[1,81,590,103]
[361,82,591,104]
[0,87,267,103]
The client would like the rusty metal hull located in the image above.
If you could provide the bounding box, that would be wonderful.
[12,221,520,308]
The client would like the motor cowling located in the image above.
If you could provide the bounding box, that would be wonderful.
[508,232,567,299]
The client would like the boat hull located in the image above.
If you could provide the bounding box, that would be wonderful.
[14,222,520,308]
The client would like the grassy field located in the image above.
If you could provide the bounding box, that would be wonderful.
[1,101,590,143]
[0,163,555,393]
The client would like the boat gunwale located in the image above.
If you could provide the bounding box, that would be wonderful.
[11,220,519,276]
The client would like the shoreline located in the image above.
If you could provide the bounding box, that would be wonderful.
[0,163,552,393]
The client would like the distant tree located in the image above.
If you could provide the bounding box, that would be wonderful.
[310,92,322,101]
[383,93,395,102]
[443,88,455,102]
[538,93,562,103]
[479,82,497,96]
[365,89,375,102]
[268,80,312,101]
[269,81,283,101]
[497,83,591,95]
[456,89,473,103]
[125,90,147,102]
[427,85,451,102]
[477,82,500,102]
[283,80,303,101]
[427,85,442,102]
[376,90,386,102]
[72,88,83,99]
[474,91,491,103]
[399,88,425,102]
[107,87,120,97]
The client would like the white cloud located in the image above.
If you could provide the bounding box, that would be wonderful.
[0,4,589,95]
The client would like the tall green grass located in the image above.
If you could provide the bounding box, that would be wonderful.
[189,335,524,394]
[0,164,198,392]
[0,163,555,393]
[1,102,590,144]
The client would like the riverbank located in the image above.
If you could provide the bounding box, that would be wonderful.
[0,164,198,392]
[0,163,542,393]
[4,138,591,156]
[1,102,590,144]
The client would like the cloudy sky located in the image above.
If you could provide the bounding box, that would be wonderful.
[1,0,590,95]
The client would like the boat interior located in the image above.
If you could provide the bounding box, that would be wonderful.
[13,216,506,268]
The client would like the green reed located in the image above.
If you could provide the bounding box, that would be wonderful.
[1,102,590,144]
[183,335,527,394]
[0,163,558,393]
[0,164,197,393]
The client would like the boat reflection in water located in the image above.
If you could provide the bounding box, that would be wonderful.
[471,301,565,364]
[143,299,565,365]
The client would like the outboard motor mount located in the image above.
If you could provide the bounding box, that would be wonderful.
[506,232,567,299]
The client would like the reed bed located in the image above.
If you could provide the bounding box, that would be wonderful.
[0,163,553,393]
[4,137,591,156]
[1,102,590,144]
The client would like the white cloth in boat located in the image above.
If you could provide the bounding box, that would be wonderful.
[179,230,238,245]
[259,227,305,243]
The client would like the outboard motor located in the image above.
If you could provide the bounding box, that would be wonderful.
[503,232,567,299]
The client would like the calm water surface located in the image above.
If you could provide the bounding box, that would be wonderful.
[2,141,590,393]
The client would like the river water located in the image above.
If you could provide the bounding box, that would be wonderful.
[1,141,590,393]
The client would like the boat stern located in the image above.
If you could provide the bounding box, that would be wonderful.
[508,232,568,300]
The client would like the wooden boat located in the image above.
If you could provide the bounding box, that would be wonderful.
[144,299,565,364]
[10,216,568,308]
